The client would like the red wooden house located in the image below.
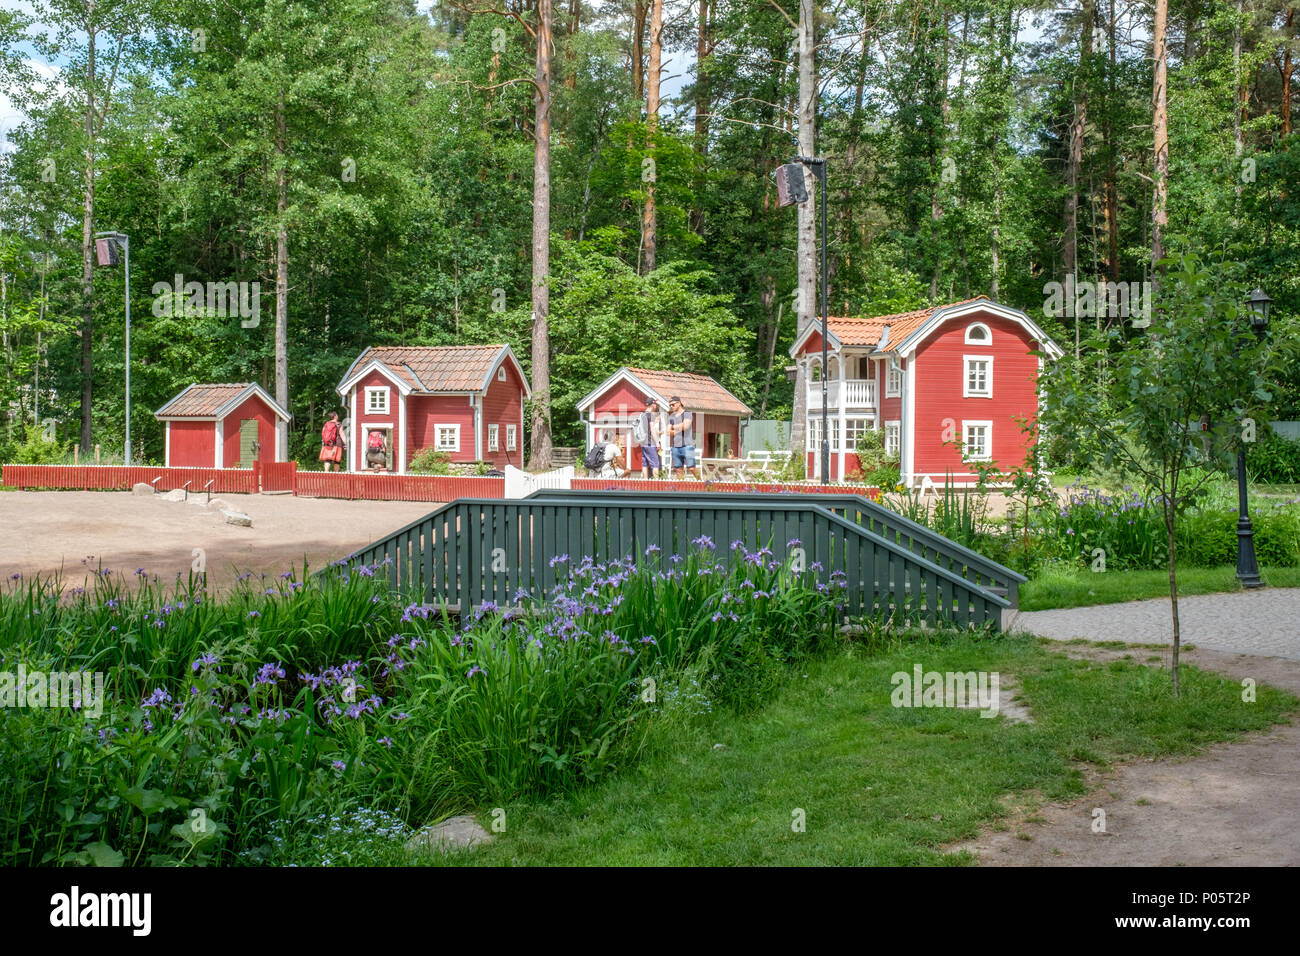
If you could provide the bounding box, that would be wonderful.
[576,367,752,472]
[335,344,530,473]
[154,382,292,468]
[789,297,1063,484]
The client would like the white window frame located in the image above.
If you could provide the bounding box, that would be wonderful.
[497,366,507,382]
[505,423,517,451]
[364,386,390,415]
[963,355,994,398]
[435,423,460,452]
[885,363,902,398]
[962,420,992,461]
[843,417,871,452]
[964,322,991,344]
[487,423,499,451]
[884,420,901,457]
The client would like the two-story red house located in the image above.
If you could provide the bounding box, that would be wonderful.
[335,344,530,473]
[789,297,1063,484]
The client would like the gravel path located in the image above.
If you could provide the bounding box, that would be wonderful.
[1013,588,1300,660]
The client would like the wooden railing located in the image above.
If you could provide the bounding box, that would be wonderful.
[807,378,877,407]
[342,494,1013,630]
[1,464,259,494]
[526,488,1025,608]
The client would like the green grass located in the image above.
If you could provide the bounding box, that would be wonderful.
[1020,564,1300,611]
[400,631,1293,866]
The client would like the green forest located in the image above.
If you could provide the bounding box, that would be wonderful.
[0,0,1297,466]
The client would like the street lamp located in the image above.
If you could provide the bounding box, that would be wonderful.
[775,157,830,486]
[1234,287,1271,589]
[94,231,131,466]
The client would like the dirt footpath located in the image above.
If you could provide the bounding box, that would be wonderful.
[0,490,437,592]
[952,645,1300,866]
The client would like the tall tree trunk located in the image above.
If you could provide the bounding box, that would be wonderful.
[1151,0,1169,270]
[1234,0,1245,159]
[791,0,817,462]
[529,0,554,469]
[632,0,646,101]
[1065,0,1094,357]
[274,96,290,458]
[691,0,711,233]
[640,0,663,274]
[1105,0,1119,283]
[1282,10,1295,136]
[80,28,97,453]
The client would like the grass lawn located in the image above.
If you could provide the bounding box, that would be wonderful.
[1020,565,1300,611]
[407,631,1292,866]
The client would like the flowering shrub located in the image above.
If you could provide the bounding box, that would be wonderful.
[0,542,840,866]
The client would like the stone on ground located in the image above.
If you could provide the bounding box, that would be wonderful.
[221,509,253,527]
[206,498,230,512]
[406,815,492,854]
[159,488,187,502]
[131,482,154,496]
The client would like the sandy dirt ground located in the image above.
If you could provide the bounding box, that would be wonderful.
[949,644,1300,866]
[0,490,437,591]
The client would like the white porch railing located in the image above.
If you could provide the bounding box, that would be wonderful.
[806,378,877,407]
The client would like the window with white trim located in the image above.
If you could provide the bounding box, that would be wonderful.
[487,423,499,451]
[435,424,460,452]
[505,423,517,451]
[497,367,507,382]
[884,421,901,457]
[962,421,992,461]
[807,417,841,452]
[365,386,389,414]
[843,417,872,452]
[963,356,993,397]
[885,364,902,398]
[965,322,991,344]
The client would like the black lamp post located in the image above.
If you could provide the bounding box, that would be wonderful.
[94,231,131,465]
[1234,287,1271,589]
[775,157,830,485]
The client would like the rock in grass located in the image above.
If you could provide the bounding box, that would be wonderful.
[406,815,492,854]
[221,509,253,527]
[131,482,154,496]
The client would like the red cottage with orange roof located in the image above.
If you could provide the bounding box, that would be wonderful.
[789,297,1063,484]
[335,345,531,473]
[576,367,752,472]
[154,382,292,468]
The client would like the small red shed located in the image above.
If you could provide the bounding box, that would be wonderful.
[335,344,530,473]
[575,367,752,471]
[154,382,292,468]
[789,297,1063,484]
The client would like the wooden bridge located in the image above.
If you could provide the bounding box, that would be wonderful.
[341,489,1023,631]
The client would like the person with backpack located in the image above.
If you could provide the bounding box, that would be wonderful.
[584,431,627,478]
[633,397,662,478]
[365,429,388,470]
[319,412,345,472]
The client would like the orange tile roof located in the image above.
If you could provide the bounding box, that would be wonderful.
[156,383,253,417]
[624,368,752,417]
[351,345,510,392]
[825,296,992,351]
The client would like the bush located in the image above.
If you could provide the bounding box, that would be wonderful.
[408,448,452,475]
[5,424,70,464]
[1250,427,1300,484]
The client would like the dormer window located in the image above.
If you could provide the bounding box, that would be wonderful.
[965,322,991,344]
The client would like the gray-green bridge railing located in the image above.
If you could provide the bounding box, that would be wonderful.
[344,493,1014,630]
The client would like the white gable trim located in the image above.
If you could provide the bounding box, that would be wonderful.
[212,383,292,423]
[893,301,1065,360]
[479,345,534,398]
[576,367,661,414]
[337,359,414,399]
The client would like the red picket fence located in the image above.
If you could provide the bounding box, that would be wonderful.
[1,464,259,494]
[293,471,505,501]
[261,461,297,493]
[569,477,882,499]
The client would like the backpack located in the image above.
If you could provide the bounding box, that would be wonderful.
[632,412,650,446]
[367,431,385,450]
[583,443,607,471]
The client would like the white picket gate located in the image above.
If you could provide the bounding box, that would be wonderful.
[504,464,574,499]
